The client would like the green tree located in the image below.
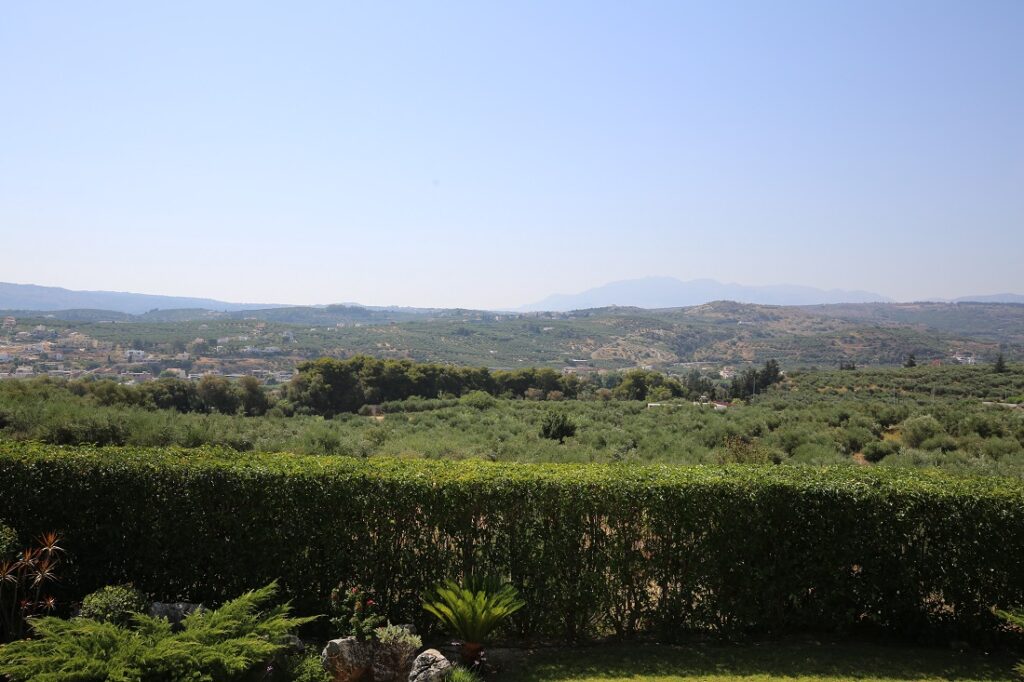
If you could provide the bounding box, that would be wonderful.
[197,375,240,414]
[540,412,577,443]
[994,353,1007,373]
[236,376,270,416]
[904,353,917,368]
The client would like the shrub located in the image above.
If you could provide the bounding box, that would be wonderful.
[79,584,149,626]
[372,623,422,678]
[461,391,496,411]
[0,582,313,681]
[282,650,333,682]
[900,415,944,448]
[1,443,1024,643]
[996,608,1024,677]
[374,623,422,649]
[0,522,15,560]
[539,412,576,443]
[330,585,385,641]
[863,439,900,463]
[448,666,483,682]
[789,443,846,465]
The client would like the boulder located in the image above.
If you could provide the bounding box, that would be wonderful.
[321,637,375,682]
[371,638,418,682]
[147,602,205,630]
[408,649,451,682]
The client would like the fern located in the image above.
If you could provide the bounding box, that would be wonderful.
[0,582,314,682]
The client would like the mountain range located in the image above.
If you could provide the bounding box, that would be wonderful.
[0,282,286,315]
[1,280,1022,316]
[521,277,893,311]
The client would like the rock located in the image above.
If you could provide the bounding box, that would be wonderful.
[371,639,418,682]
[322,637,375,682]
[282,634,306,655]
[148,602,205,630]
[408,649,451,682]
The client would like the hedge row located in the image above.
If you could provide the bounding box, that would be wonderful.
[1,442,1023,642]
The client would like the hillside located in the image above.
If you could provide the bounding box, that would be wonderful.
[5,301,1022,369]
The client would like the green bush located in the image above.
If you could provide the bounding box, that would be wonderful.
[330,584,385,640]
[863,439,900,463]
[1,443,1024,643]
[78,584,149,626]
[789,443,845,465]
[447,666,483,682]
[996,609,1024,677]
[539,412,576,443]
[900,415,944,448]
[0,582,313,681]
[0,521,15,561]
[374,623,422,649]
[461,391,497,411]
[282,651,332,682]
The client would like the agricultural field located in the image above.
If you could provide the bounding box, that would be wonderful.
[1,363,1022,476]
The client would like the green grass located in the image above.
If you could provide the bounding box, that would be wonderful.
[503,641,1017,682]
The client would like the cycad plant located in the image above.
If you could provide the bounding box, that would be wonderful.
[422,576,524,664]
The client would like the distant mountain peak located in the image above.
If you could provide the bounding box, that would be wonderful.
[521,277,892,311]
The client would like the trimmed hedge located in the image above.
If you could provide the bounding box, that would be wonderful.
[1,442,1023,642]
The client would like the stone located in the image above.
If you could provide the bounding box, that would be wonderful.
[371,639,418,682]
[407,649,452,682]
[147,602,205,630]
[321,637,375,682]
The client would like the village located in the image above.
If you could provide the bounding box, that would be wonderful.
[0,315,296,385]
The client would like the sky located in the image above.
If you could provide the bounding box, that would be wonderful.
[1,1,1022,309]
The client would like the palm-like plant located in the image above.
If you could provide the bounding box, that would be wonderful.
[422,576,524,663]
[0,532,63,642]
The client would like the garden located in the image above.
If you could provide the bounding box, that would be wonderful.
[2,441,1024,680]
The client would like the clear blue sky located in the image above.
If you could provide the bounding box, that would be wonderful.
[2,1,1021,308]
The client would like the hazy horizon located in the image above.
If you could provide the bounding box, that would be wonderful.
[3,276,1023,312]
[3,2,1022,308]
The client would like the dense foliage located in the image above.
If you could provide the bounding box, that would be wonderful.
[0,582,313,681]
[0,522,15,560]
[1,365,1021,476]
[330,585,385,641]
[78,584,149,626]
[1,442,1022,644]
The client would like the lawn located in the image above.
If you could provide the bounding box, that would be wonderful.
[502,640,1018,682]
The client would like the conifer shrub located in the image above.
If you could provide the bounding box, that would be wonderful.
[0,582,313,681]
